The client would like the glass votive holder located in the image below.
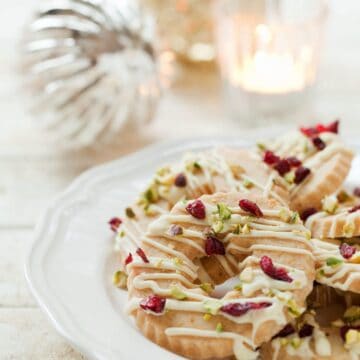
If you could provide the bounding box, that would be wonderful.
[214,0,328,125]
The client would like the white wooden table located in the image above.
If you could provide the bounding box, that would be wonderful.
[1,0,360,358]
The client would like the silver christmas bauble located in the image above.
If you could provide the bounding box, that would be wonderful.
[21,0,161,148]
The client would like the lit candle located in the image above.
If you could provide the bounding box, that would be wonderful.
[230,24,312,94]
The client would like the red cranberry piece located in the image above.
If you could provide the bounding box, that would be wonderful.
[312,137,326,150]
[286,156,302,167]
[136,248,149,263]
[300,126,319,138]
[354,187,360,197]
[125,253,133,265]
[300,207,317,221]
[140,295,166,314]
[263,150,280,165]
[274,159,291,176]
[108,217,122,232]
[186,199,206,219]
[174,173,187,187]
[294,166,311,184]
[220,301,271,317]
[340,243,356,259]
[205,234,225,256]
[349,204,360,213]
[317,120,339,134]
[274,324,296,338]
[299,324,314,338]
[239,199,263,217]
[260,256,293,283]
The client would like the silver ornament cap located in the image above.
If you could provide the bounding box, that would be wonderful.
[21,0,161,148]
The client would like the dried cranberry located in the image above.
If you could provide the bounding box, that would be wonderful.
[274,159,291,176]
[300,207,317,221]
[239,199,263,217]
[108,217,122,232]
[312,137,326,150]
[186,199,206,219]
[136,248,149,263]
[174,173,187,187]
[263,150,280,165]
[349,204,360,213]
[354,187,360,197]
[294,166,311,184]
[299,324,314,338]
[274,324,296,338]
[140,295,166,314]
[300,126,319,137]
[317,120,339,134]
[260,256,293,283]
[170,224,183,236]
[221,302,271,317]
[340,243,356,259]
[301,120,339,138]
[125,253,133,265]
[286,156,302,167]
[205,234,225,256]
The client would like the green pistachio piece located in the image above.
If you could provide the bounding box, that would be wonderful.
[170,286,187,300]
[217,203,232,221]
[204,299,223,315]
[200,283,214,294]
[125,207,136,218]
[113,270,128,289]
[326,257,343,267]
[215,322,223,333]
[344,306,360,323]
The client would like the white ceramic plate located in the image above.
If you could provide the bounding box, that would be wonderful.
[25,137,360,360]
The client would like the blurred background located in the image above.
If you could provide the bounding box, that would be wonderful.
[0,0,359,357]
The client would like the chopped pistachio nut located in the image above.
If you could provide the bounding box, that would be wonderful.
[216,322,223,333]
[156,166,171,176]
[217,203,232,221]
[343,221,355,238]
[290,337,301,349]
[284,171,295,184]
[303,140,309,154]
[257,142,266,151]
[243,179,254,189]
[119,230,126,237]
[170,286,187,300]
[200,283,214,294]
[345,329,360,345]
[204,299,223,315]
[232,224,242,235]
[289,212,301,224]
[239,268,254,283]
[173,257,183,267]
[144,204,157,216]
[233,284,242,292]
[279,207,292,222]
[125,207,136,218]
[280,338,289,346]
[212,220,224,234]
[316,269,325,280]
[144,185,159,204]
[326,257,343,267]
[344,306,360,323]
[287,299,302,318]
[322,195,338,214]
[242,224,251,234]
[112,270,128,289]
[203,313,212,321]
[304,230,311,240]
